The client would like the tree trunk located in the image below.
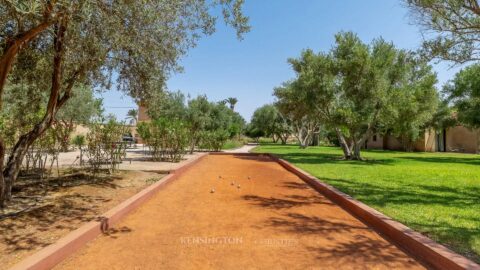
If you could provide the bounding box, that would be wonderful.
[0,21,54,207]
[189,141,195,154]
[272,134,279,143]
[352,142,363,160]
[279,132,288,145]
[349,133,370,160]
[0,139,5,207]
[335,128,351,159]
[298,130,311,149]
[2,20,70,202]
[3,117,57,199]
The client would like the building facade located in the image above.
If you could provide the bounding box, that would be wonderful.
[366,125,480,154]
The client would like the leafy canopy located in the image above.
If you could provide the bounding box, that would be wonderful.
[405,0,480,64]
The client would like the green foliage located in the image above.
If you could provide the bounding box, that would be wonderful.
[444,63,480,128]
[276,32,440,158]
[126,109,138,125]
[244,123,265,141]
[136,122,151,144]
[54,85,102,151]
[382,58,439,150]
[222,138,246,150]
[56,85,102,124]
[86,117,129,173]
[136,118,189,162]
[405,0,480,64]
[72,135,85,149]
[0,0,250,206]
[200,129,230,151]
[224,97,238,110]
[251,104,278,137]
[254,144,480,263]
[1,0,250,99]
[250,104,291,144]
[0,82,46,149]
[145,92,245,152]
[146,91,187,121]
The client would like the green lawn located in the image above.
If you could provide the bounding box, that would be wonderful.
[253,144,480,262]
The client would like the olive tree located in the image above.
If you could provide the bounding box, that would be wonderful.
[443,63,480,128]
[250,104,292,144]
[383,59,439,151]
[404,0,480,64]
[0,0,249,207]
[279,32,435,159]
[274,83,318,148]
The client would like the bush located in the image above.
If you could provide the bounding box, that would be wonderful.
[72,135,86,149]
[137,118,189,162]
[200,129,230,151]
[86,117,129,173]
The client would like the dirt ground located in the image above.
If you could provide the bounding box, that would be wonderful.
[57,155,424,270]
[0,170,165,270]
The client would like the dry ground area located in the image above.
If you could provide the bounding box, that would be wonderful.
[57,155,424,270]
[0,169,165,270]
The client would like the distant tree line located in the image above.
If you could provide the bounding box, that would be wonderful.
[138,91,245,159]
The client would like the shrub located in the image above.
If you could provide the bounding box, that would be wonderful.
[137,118,189,162]
[200,129,230,151]
[86,117,129,173]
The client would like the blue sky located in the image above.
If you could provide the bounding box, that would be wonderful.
[99,0,462,122]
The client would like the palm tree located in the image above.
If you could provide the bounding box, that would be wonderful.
[126,109,138,125]
[225,97,238,110]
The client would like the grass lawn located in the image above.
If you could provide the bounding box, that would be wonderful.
[253,144,480,262]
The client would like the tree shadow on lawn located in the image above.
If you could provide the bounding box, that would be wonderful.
[276,152,396,166]
[324,177,480,208]
[320,177,480,262]
[408,219,480,262]
[398,155,480,166]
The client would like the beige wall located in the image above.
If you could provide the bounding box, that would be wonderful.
[446,125,479,153]
[367,127,479,154]
[71,124,140,143]
[415,129,437,152]
[71,125,90,137]
[384,135,403,151]
[366,134,384,149]
[135,103,149,144]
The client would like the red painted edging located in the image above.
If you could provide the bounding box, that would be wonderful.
[10,153,208,270]
[269,154,479,270]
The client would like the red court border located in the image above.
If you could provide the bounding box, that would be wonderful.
[9,152,480,270]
